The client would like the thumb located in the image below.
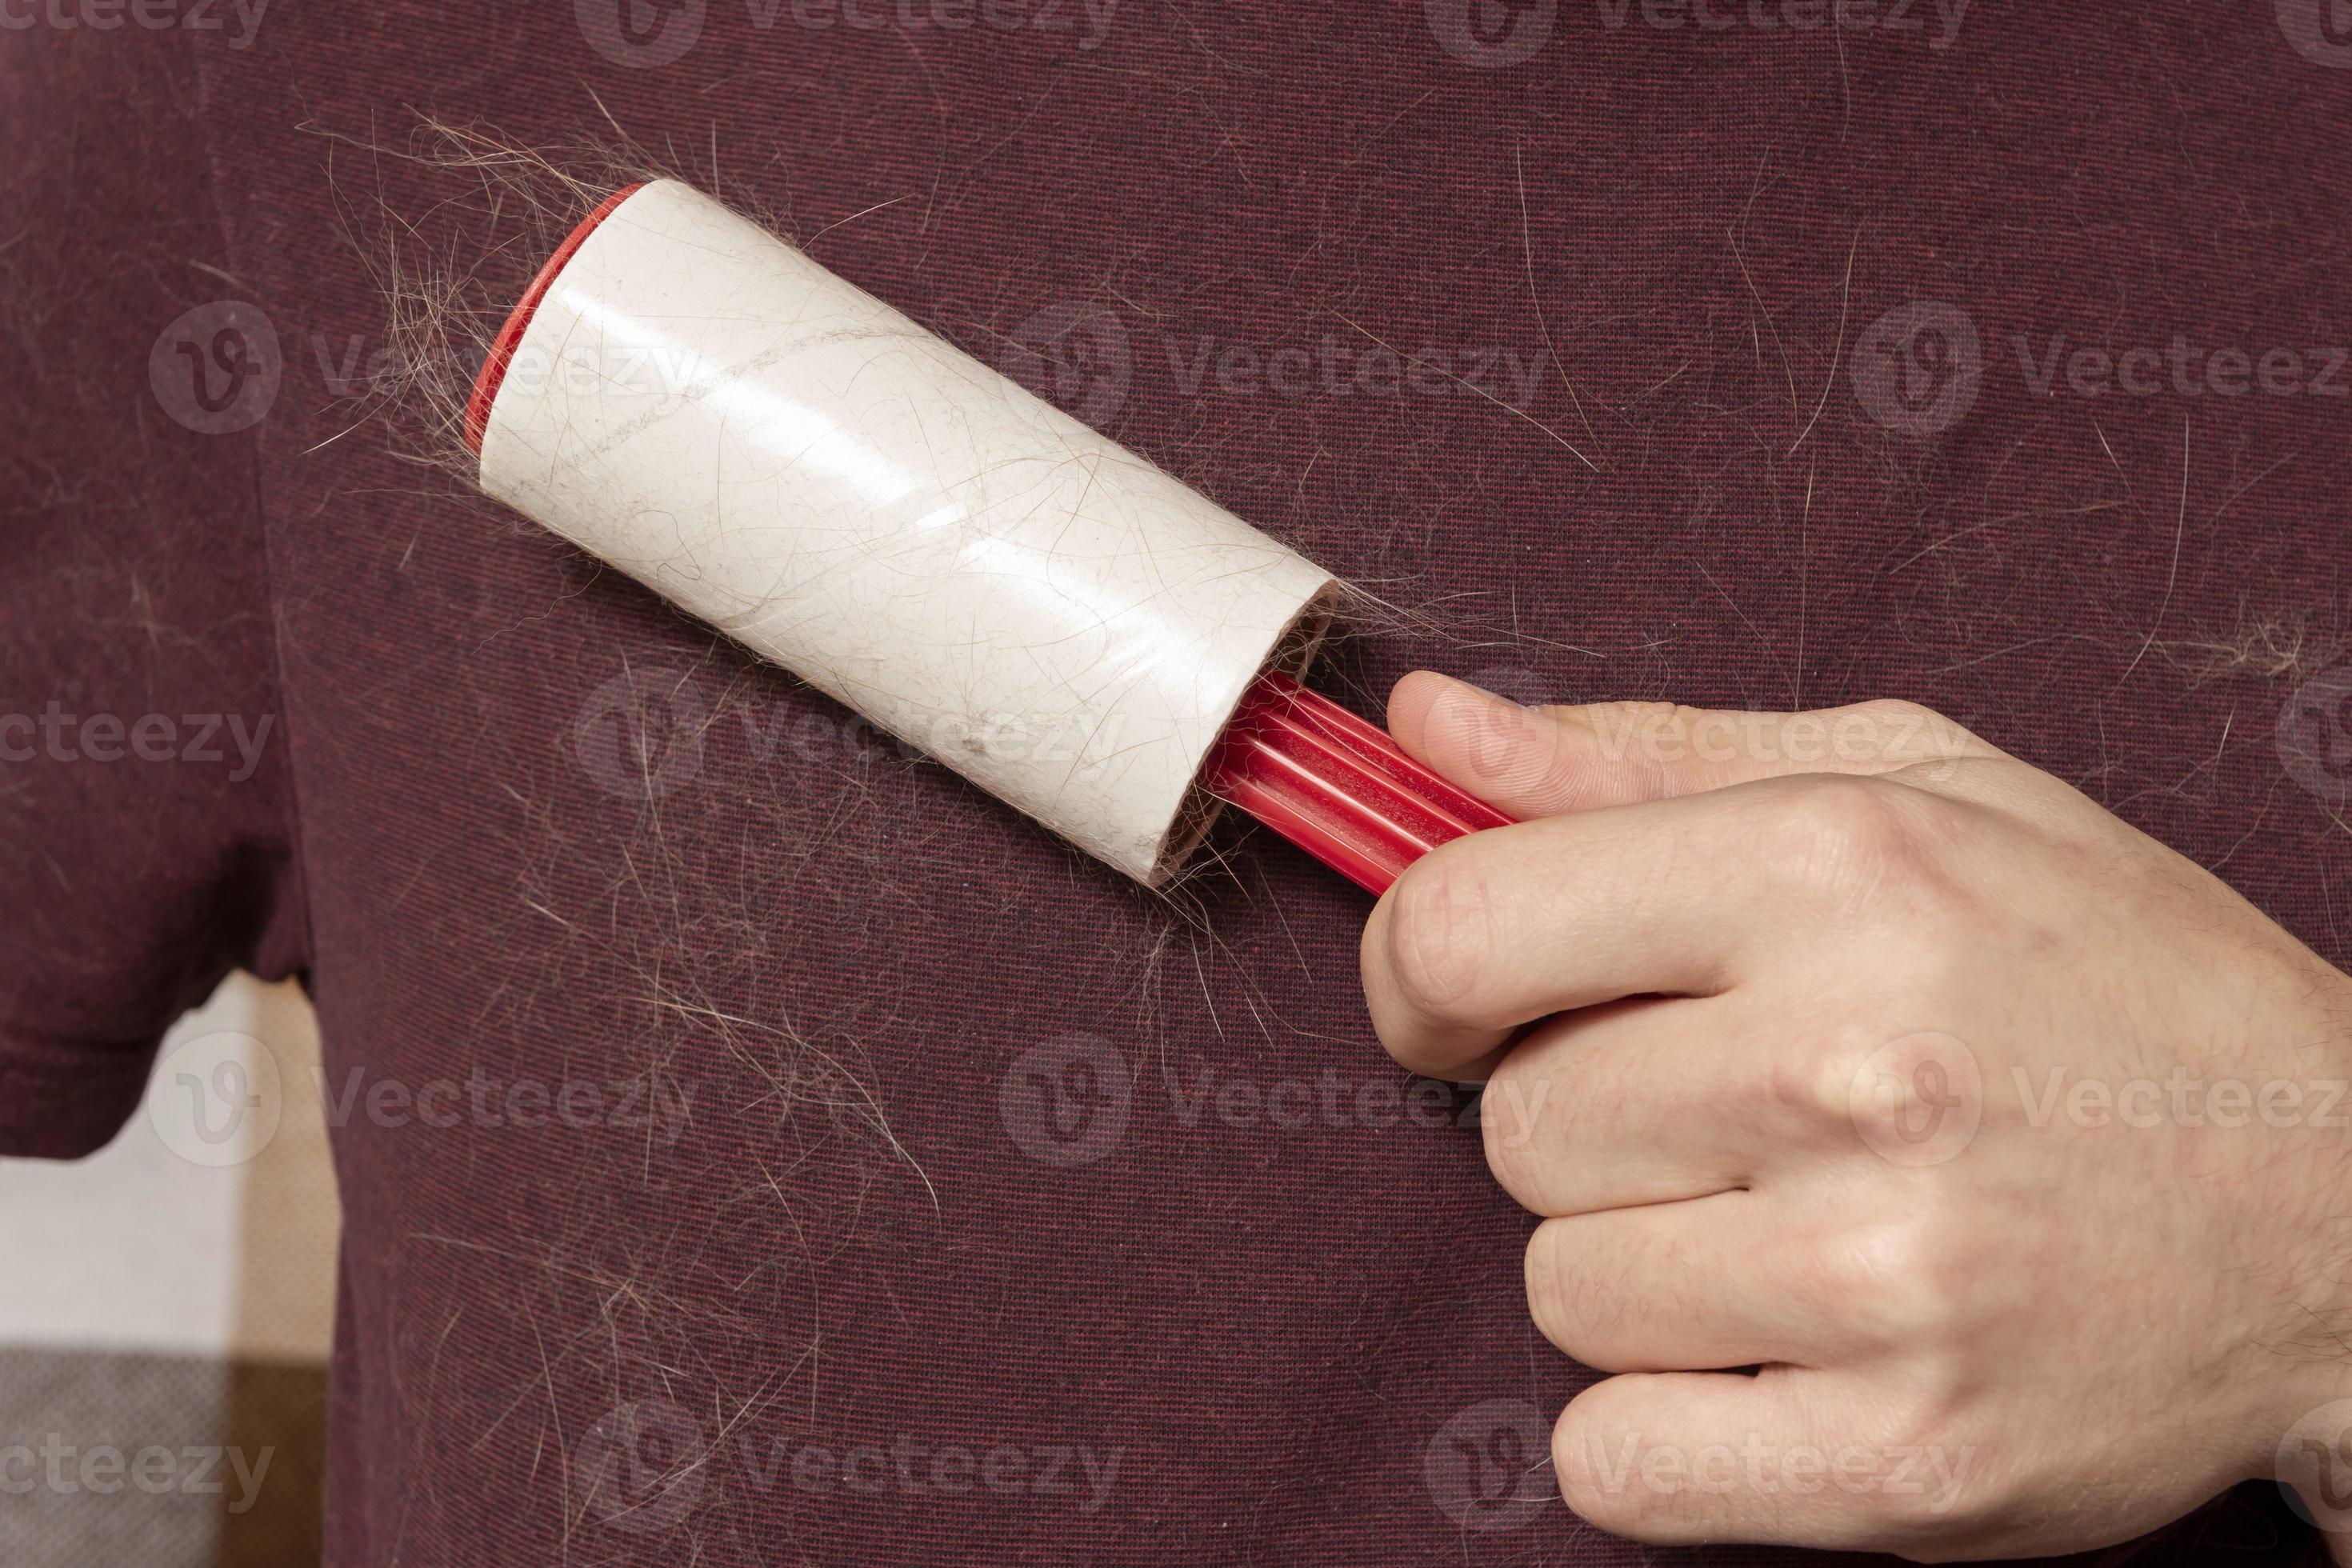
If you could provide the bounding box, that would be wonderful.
[1386,672,1993,818]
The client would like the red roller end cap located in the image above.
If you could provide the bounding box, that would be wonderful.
[462,182,646,456]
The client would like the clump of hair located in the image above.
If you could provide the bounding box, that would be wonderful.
[314,113,795,481]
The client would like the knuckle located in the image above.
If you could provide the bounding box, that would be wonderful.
[1811,1219,1956,1342]
[1842,696,1988,784]
[1850,696,1977,758]
[1521,1221,1609,1356]
[1375,847,1496,1022]
[1752,775,1933,902]
[1478,1053,1561,1207]
[1848,695,1940,740]
[1521,1224,1567,1337]
[1766,771,1909,852]
[1766,1019,1890,1130]
[1551,1400,1666,1538]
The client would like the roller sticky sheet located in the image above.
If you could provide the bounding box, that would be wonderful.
[466,180,1511,893]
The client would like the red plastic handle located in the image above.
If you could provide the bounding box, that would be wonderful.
[1202,672,1514,894]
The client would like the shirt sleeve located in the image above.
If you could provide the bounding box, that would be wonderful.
[0,30,308,1159]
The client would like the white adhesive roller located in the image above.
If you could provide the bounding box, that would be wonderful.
[469,179,1338,884]
[469,179,1511,894]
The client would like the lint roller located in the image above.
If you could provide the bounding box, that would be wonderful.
[466,179,1510,894]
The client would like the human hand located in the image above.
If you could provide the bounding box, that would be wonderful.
[1359,672,2352,1561]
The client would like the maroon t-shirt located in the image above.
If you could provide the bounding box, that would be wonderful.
[5,3,2348,1562]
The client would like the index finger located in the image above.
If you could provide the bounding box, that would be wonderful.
[1359,767,1955,1079]
[1358,780,1762,1079]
